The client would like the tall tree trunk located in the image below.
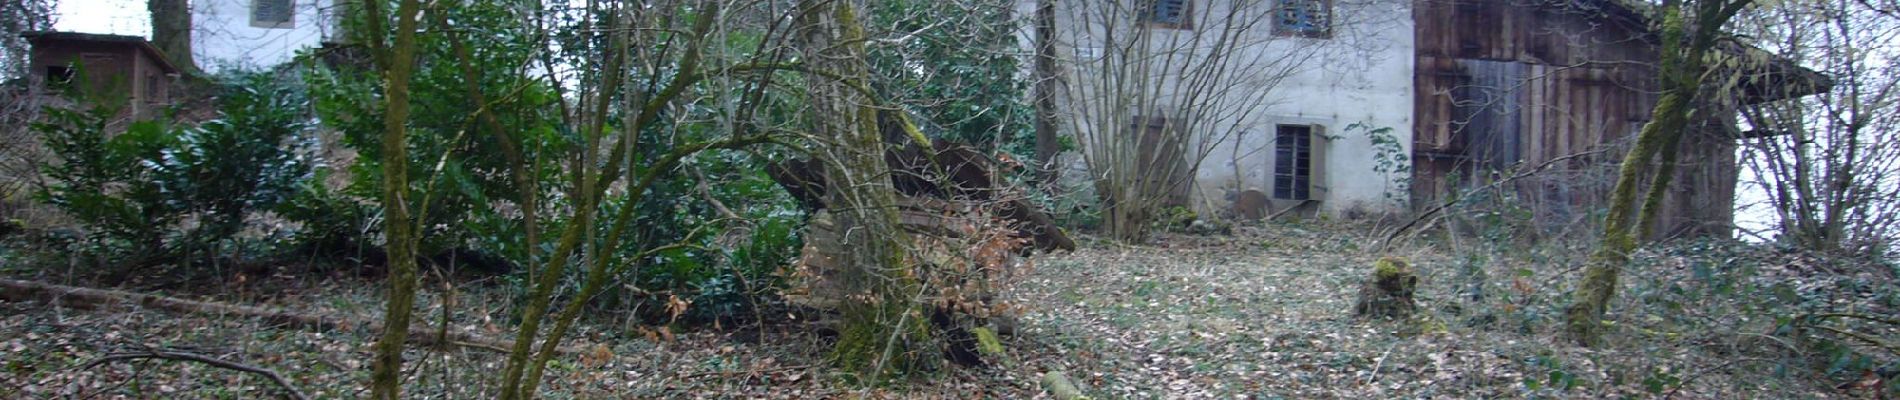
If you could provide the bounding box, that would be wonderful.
[793,0,931,380]
[2,0,54,78]
[1031,0,1062,183]
[1564,0,1748,345]
[361,0,425,397]
[1563,90,1691,345]
[147,0,197,74]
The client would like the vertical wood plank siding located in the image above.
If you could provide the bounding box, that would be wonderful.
[1412,0,1739,237]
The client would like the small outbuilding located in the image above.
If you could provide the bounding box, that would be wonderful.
[23,31,183,119]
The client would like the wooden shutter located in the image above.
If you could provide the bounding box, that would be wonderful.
[1307,124,1329,201]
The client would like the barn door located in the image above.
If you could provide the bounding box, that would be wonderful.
[1454,59,1526,171]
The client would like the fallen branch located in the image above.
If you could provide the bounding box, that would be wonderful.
[0,278,582,355]
[1662,356,1772,399]
[81,348,311,400]
[1265,200,1313,222]
[676,364,813,380]
[1380,148,1608,251]
[1805,324,1900,356]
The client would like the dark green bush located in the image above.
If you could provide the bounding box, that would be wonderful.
[35,71,310,273]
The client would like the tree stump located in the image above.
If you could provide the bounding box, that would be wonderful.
[1354,257,1418,318]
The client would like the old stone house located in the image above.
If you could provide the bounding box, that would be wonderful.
[1026,0,1826,236]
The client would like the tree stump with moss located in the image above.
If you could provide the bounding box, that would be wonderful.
[1355,257,1418,318]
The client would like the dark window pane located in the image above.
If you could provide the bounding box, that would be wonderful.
[1273,125,1313,200]
[45,66,73,89]
[1274,0,1330,37]
[253,0,293,28]
[1146,0,1189,25]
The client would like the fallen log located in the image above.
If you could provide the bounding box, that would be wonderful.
[0,278,579,355]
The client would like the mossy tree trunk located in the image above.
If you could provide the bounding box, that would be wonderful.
[146,0,197,74]
[359,0,426,397]
[793,0,932,380]
[1563,0,1752,346]
[490,2,753,398]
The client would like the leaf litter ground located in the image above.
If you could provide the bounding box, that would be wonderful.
[2,222,1883,398]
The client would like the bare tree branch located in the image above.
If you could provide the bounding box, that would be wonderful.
[80,348,310,400]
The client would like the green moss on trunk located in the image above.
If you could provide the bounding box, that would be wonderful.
[1356,257,1418,319]
[365,0,426,398]
[831,299,936,381]
[795,0,932,381]
[1563,0,1747,346]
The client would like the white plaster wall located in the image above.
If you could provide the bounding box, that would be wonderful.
[1023,0,1415,216]
[191,0,334,71]
[1211,0,1414,215]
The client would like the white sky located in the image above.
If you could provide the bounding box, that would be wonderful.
[54,0,152,37]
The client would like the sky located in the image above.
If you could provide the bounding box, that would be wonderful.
[54,0,152,37]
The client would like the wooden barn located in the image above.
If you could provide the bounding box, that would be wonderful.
[1410,0,1828,238]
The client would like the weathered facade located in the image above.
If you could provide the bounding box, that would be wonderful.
[1412,0,1824,238]
[1025,0,1418,218]
[1027,0,1824,236]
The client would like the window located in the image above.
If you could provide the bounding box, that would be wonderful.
[1143,0,1192,29]
[145,74,165,103]
[252,0,294,29]
[1273,0,1332,38]
[44,66,74,89]
[1272,124,1327,200]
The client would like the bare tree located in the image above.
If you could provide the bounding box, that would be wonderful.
[1,0,54,79]
[1032,0,1064,182]
[0,0,51,219]
[1734,0,1900,258]
[491,1,787,397]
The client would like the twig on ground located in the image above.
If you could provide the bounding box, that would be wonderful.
[677,364,814,380]
[1266,200,1313,222]
[1662,357,1771,399]
[1365,341,1397,385]
[0,278,584,356]
[80,348,311,400]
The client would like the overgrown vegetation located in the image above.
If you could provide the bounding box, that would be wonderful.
[0,0,1896,398]
[33,71,307,279]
